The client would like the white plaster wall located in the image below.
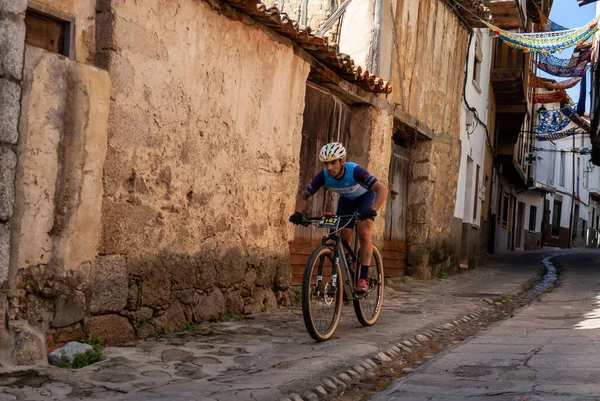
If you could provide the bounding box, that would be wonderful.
[454,28,493,225]
[518,191,544,233]
[337,0,374,70]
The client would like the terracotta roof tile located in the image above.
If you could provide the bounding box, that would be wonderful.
[224,0,392,94]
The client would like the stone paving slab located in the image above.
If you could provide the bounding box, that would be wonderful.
[0,252,556,401]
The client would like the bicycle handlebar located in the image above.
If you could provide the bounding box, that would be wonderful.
[299,212,363,227]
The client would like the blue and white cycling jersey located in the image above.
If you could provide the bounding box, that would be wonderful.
[307,162,378,200]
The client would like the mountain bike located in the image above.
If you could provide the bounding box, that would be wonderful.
[296,212,384,342]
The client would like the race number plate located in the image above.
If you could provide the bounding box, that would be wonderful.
[318,216,340,229]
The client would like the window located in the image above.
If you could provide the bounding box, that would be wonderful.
[559,152,566,187]
[24,6,74,58]
[552,200,562,237]
[501,191,509,227]
[529,205,537,231]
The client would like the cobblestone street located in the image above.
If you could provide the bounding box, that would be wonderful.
[2,251,588,401]
[372,251,600,401]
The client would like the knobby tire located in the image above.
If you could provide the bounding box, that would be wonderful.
[353,245,384,326]
[301,246,343,342]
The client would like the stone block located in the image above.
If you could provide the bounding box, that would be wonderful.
[48,341,94,366]
[52,292,86,328]
[135,306,153,322]
[0,19,25,80]
[407,224,430,246]
[0,80,20,145]
[89,315,135,346]
[225,290,244,314]
[12,330,45,366]
[90,255,128,314]
[193,289,226,322]
[0,224,9,285]
[0,0,27,14]
[0,146,16,221]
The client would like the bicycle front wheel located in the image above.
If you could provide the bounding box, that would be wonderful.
[302,246,343,342]
[353,245,384,326]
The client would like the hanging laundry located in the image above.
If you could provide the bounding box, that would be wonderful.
[535,47,592,77]
[485,16,600,53]
[537,106,578,133]
[537,11,568,32]
[536,128,583,141]
[529,70,582,90]
[531,90,570,104]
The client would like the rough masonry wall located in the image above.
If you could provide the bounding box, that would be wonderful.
[95,0,310,341]
[387,0,468,278]
[0,0,27,365]
[9,46,111,359]
[391,0,467,137]
[347,106,393,246]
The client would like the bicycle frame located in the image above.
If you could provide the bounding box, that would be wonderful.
[318,216,362,301]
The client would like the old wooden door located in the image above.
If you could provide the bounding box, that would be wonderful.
[289,84,351,285]
[516,201,525,249]
[383,143,409,277]
[541,199,551,245]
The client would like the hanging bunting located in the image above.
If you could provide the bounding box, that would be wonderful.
[537,105,578,133]
[535,47,592,77]
[537,11,568,32]
[529,70,583,90]
[536,128,583,141]
[531,90,570,104]
[485,16,600,53]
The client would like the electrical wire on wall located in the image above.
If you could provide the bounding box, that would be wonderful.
[461,29,496,157]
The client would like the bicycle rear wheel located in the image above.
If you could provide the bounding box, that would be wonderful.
[302,246,343,342]
[353,245,384,326]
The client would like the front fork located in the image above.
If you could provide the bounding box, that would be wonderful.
[314,241,356,300]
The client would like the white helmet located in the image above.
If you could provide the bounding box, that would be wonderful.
[319,142,347,162]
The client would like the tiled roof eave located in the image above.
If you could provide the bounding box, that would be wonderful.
[223,0,392,94]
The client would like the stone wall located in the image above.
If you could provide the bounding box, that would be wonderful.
[9,46,111,357]
[0,0,27,365]
[94,0,311,341]
[524,230,541,251]
[406,136,462,278]
[347,105,393,246]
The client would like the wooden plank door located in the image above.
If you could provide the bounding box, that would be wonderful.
[383,143,409,277]
[516,201,525,249]
[289,84,352,285]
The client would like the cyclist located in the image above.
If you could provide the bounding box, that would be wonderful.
[289,142,388,293]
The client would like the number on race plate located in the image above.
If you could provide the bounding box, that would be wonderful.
[318,216,340,229]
